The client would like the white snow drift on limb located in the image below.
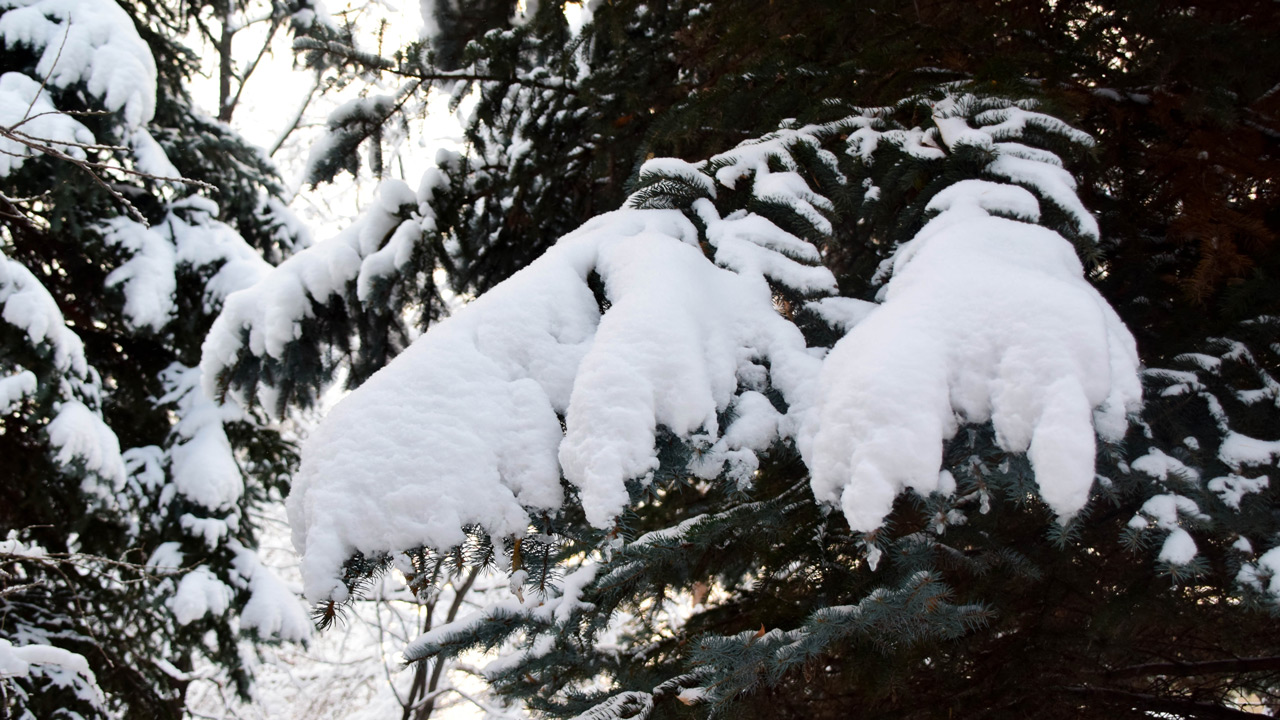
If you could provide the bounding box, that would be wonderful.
[200,179,420,406]
[168,566,233,625]
[0,72,95,177]
[0,638,105,710]
[230,541,311,642]
[799,181,1140,533]
[0,249,88,377]
[289,209,819,602]
[160,364,245,511]
[47,400,126,488]
[0,0,157,127]
[102,199,272,333]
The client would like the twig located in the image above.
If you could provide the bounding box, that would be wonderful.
[22,15,72,122]
[294,38,577,95]
[1106,656,1280,679]
[224,15,285,119]
[1060,685,1264,719]
[0,125,214,225]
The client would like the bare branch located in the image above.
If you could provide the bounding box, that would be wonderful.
[1106,656,1280,679]
[224,15,285,120]
[293,38,577,95]
[23,17,72,122]
[0,124,215,226]
[269,68,322,158]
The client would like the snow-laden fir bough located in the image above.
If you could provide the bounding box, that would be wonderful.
[199,88,1280,716]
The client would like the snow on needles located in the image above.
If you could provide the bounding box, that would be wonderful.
[218,97,1142,602]
[287,208,818,602]
[0,0,157,128]
[800,181,1140,533]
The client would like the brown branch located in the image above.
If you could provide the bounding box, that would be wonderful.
[1,124,215,226]
[1061,686,1264,720]
[224,15,285,121]
[294,38,577,95]
[1107,656,1280,680]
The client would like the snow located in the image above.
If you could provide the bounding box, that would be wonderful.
[231,543,312,642]
[260,98,1141,601]
[102,199,272,332]
[1131,492,1208,565]
[693,199,837,295]
[46,400,126,489]
[160,364,246,511]
[805,297,878,332]
[1131,448,1200,484]
[1219,432,1280,470]
[703,123,842,235]
[0,249,88,376]
[637,157,717,198]
[0,638,104,710]
[925,180,1040,222]
[988,155,1100,241]
[288,208,819,601]
[1238,547,1280,600]
[1206,474,1269,510]
[201,179,421,405]
[1158,528,1198,565]
[101,218,177,332]
[0,0,157,127]
[0,72,95,176]
[0,530,46,558]
[128,127,182,180]
[146,541,184,571]
[169,566,234,625]
[0,370,36,412]
[800,185,1139,532]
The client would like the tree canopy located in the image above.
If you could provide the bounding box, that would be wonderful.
[3,0,1279,718]
[201,1,1280,719]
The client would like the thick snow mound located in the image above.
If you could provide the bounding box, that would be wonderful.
[799,191,1140,532]
[288,209,818,602]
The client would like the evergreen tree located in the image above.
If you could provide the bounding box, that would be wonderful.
[0,0,325,716]
[203,1,1280,718]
